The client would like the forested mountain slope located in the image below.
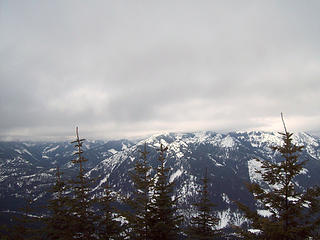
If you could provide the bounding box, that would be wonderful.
[1,131,320,229]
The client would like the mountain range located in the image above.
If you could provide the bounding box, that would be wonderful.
[1,131,320,230]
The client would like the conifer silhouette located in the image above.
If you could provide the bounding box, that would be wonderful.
[187,168,220,239]
[236,114,320,239]
[68,127,96,240]
[126,143,153,240]
[149,143,183,240]
[45,166,73,240]
[97,181,123,240]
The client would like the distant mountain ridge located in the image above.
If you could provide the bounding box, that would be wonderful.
[1,131,320,229]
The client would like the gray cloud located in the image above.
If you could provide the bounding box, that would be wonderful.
[1,0,320,140]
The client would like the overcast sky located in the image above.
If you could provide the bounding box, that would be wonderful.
[1,1,320,141]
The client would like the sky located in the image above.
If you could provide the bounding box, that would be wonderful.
[1,0,320,141]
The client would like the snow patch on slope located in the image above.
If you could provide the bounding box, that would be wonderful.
[300,168,308,175]
[178,175,200,199]
[44,145,60,153]
[15,148,33,156]
[193,131,211,143]
[169,138,188,159]
[294,132,319,160]
[220,135,235,148]
[14,149,22,154]
[248,159,263,183]
[169,169,183,183]
[294,132,319,147]
[247,131,282,148]
[217,208,247,229]
[92,175,110,192]
[257,209,272,217]
[221,193,230,204]
[108,149,118,154]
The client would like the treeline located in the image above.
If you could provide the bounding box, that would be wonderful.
[2,119,320,240]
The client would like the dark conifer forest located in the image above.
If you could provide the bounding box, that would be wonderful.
[1,118,320,240]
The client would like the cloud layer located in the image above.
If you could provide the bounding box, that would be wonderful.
[1,1,320,140]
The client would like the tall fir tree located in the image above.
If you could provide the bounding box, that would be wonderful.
[45,166,73,240]
[236,114,320,240]
[68,127,97,240]
[126,143,153,240]
[149,143,183,240]
[187,168,220,240]
[97,181,123,240]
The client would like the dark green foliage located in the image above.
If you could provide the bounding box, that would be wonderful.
[97,181,123,240]
[44,166,73,240]
[9,199,42,240]
[9,201,31,240]
[126,143,153,240]
[67,127,97,240]
[236,116,320,240]
[149,143,183,240]
[187,168,220,240]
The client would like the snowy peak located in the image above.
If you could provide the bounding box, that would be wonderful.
[133,131,320,167]
[1,131,320,229]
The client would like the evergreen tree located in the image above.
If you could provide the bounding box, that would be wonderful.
[126,143,153,240]
[97,181,123,240]
[149,143,183,240]
[45,166,73,240]
[68,127,97,240]
[236,114,320,240]
[187,168,220,240]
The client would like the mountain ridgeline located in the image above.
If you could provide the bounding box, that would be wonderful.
[1,131,320,238]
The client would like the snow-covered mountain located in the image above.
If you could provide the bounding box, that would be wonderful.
[1,131,320,229]
[0,139,133,210]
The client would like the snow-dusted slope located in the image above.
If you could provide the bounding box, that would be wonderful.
[1,131,320,229]
[86,131,320,228]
